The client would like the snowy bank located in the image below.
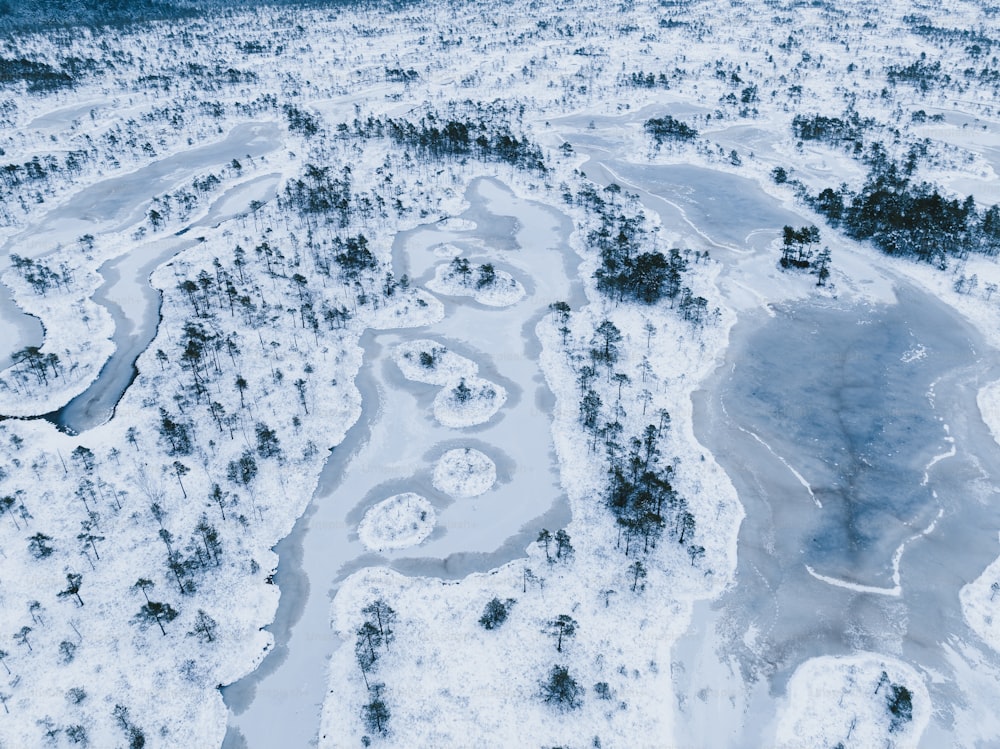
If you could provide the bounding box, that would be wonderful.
[961,544,1000,655]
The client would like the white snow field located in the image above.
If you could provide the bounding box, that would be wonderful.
[0,0,999,747]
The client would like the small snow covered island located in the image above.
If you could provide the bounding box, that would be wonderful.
[2,0,1000,747]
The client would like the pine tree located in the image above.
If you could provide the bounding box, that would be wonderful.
[540,665,583,711]
[58,573,84,607]
[188,610,218,643]
[546,614,578,653]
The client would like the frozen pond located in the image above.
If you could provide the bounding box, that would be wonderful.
[222,178,584,748]
[571,151,804,256]
[685,287,1000,745]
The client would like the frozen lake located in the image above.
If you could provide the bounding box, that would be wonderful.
[222,178,584,748]
[683,286,1000,745]
[557,113,1000,745]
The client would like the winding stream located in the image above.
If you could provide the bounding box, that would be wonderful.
[56,172,283,432]
[0,121,282,373]
[221,178,584,748]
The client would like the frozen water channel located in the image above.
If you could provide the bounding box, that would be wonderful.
[0,121,282,373]
[57,171,283,431]
[222,178,583,748]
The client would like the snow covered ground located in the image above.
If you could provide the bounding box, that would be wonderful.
[425,260,526,307]
[773,654,930,749]
[431,375,507,428]
[1,0,1000,747]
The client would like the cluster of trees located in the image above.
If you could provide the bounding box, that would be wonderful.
[121,165,232,235]
[0,0,195,33]
[7,346,63,390]
[384,67,419,83]
[1,149,95,220]
[112,703,146,749]
[448,377,497,407]
[778,224,831,285]
[622,70,671,89]
[603,429,692,559]
[536,528,573,564]
[803,159,1000,263]
[643,115,698,146]
[283,104,321,139]
[347,109,546,172]
[779,225,820,269]
[9,253,74,295]
[874,671,914,734]
[0,425,227,743]
[572,183,712,322]
[280,163,353,226]
[954,272,1000,302]
[444,256,499,290]
[905,17,996,51]
[791,111,874,149]
[570,314,705,569]
[0,57,74,92]
[354,600,397,738]
[779,99,1000,267]
[886,54,950,92]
